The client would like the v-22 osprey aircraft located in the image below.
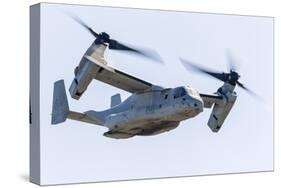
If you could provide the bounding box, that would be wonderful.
[51,16,255,139]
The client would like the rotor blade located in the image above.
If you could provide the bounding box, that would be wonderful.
[69,14,99,37]
[108,39,139,52]
[226,50,239,72]
[179,58,227,82]
[109,40,164,63]
[236,81,259,97]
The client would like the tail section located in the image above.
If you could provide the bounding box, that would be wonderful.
[51,80,69,124]
[51,79,105,126]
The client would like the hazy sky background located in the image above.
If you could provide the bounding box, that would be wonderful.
[39,3,273,185]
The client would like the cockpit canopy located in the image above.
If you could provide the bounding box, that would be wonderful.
[173,87,187,99]
[172,86,200,99]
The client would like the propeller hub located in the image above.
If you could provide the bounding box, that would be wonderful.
[100,32,110,41]
[180,57,257,97]
[94,32,110,44]
[230,71,240,81]
[70,14,163,62]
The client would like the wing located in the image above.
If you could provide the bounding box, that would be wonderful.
[199,93,224,108]
[85,55,153,93]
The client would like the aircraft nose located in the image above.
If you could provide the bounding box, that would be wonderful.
[192,98,203,112]
[182,97,202,109]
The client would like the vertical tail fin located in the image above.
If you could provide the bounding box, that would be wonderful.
[110,93,121,108]
[51,80,69,124]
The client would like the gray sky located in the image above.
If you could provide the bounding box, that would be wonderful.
[39,3,273,185]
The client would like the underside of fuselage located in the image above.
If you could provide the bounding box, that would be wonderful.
[103,106,202,139]
[103,120,180,139]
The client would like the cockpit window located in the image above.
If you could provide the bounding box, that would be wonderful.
[173,87,187,99]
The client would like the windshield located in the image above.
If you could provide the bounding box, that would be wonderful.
[173,87,187,98]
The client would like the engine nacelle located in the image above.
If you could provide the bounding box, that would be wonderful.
[208,92,237,132]
[69,60,96,100]
[69,43,107,100]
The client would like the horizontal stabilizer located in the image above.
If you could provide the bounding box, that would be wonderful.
[68,111,104,126]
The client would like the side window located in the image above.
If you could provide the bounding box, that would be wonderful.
[164,94,168,99]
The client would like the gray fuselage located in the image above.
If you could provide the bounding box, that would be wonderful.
[86,86,203,138]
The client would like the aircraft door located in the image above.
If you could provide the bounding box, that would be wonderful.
[145,92,159,115]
